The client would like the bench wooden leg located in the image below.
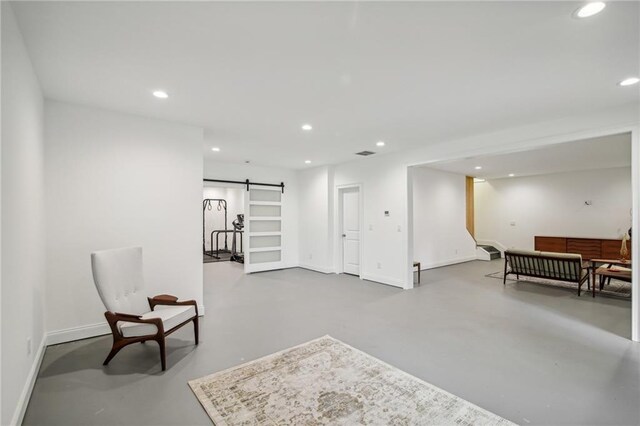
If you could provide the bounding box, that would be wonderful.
[503,259,508,285]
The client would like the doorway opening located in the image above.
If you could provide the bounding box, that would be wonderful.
[203,184,245,266]
[408,132,635,340]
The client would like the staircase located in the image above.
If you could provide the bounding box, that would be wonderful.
[477,245,501,261]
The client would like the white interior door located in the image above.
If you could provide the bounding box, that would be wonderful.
[244,187,284,273]
[342,188,360,276]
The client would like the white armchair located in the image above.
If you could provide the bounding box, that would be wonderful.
[91,246,198,371]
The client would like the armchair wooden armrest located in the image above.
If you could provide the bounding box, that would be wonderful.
[150,294,178,303]
[104,311,165,338]
[148,294,198,315]
[113,312,142,320]
[102,311,166,369]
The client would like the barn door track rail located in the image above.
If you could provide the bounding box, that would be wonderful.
[203,178,285,193]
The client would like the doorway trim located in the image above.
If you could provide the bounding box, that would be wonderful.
[335,183,363,278]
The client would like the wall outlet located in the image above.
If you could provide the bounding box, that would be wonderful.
[308,253,312,260]
[397,225,401,232]
[377,262,382,269]
[369,224,373,231]
[27,338,32,355]
[455,249,458,254]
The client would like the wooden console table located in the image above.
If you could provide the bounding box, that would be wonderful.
[534,236,631,261]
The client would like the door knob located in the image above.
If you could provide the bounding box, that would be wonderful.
[342,234,346,237]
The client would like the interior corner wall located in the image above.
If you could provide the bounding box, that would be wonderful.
[412,167,477,269]
[44,101,204,336]
[474,167,633,250]
[297,166,333,273]
[1,3,46,424]
[203,160,299,268]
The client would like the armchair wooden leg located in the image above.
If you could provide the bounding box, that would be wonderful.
[193,317,199,345]
[157,337,167,371]
[103,341,124,366]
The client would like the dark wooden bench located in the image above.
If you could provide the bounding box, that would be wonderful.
[504,249,590,296]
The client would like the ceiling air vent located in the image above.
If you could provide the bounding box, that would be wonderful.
[355,151,376,156]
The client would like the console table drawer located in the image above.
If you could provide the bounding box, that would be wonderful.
[567,239,601,260]
[535,237,566,253]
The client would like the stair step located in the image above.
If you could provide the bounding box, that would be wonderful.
[478,245,502,259]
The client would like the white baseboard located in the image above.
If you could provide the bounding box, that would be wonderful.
[360,273,406,289]
[10,335,47,426]
[421,255,477,270]
[46,305,205,346]
[46,322,111,346]
[298,263,334,274]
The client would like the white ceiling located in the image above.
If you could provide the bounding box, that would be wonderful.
[11,1,639,169]
[423,132,632,179]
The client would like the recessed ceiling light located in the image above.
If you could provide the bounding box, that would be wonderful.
[574,2,606,18]
[475,166,482,170]
[152,90,169,99]
[508,173,515,177]
[619,77,640,86]
[301,124,312,131]
[211,147,220,152]
[376,141,385,147]
[474,178,486,183]
[305,160,311,164]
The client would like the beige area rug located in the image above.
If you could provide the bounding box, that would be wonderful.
[487,271,631,299]
[188,336,514,425]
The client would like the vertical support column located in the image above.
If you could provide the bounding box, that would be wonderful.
[631,127,639,342]
[465,176,475,239]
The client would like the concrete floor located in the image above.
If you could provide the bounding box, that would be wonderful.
[23,260,639,425]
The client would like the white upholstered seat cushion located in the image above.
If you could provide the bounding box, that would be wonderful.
[118,305,196,338]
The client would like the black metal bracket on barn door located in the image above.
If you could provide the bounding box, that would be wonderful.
[203,178,285,193]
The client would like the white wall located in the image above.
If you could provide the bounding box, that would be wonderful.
[1,4,4,421]
[1,4,46,424]
[203,160,299,268]
[297,166,333,273]
[44,101,204,336]
[475,167,632,251]
[412,167,476,269]
[202,186,244,252]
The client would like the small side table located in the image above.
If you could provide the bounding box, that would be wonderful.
[413,261,421,284]
[590,259,632,298]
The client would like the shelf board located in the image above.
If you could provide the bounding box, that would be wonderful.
[249,216,281,221]
[249,246,282,253]
[249,201,281,206]
[248,232,282,237]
